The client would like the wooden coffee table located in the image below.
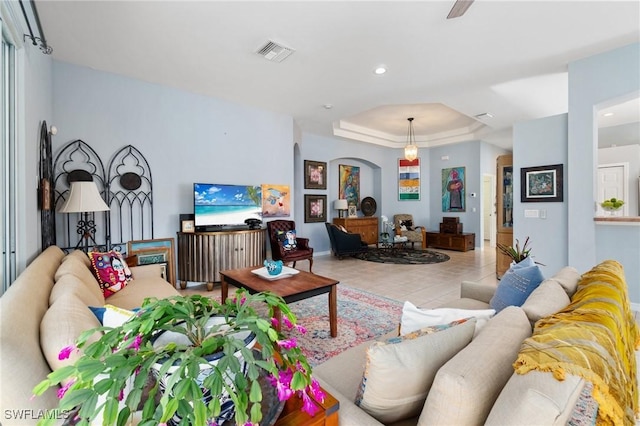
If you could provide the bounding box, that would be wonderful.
[275,383,339,426]
[219,267,339,337]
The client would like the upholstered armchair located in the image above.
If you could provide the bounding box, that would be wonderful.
[325,223,368,259]
[393,214,426,249]
[266,220,314,272]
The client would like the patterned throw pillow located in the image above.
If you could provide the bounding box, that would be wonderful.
[490,256,545,313]
[400,220,414,231]
[277,229,297,251]
[89,250,132,298]
[89,304,139,327]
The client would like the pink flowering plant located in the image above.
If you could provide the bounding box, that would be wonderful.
[32,291,324,426]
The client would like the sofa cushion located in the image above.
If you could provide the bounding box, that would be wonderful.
[50,273,105,307]
[550,266,581,297]
[63,249,92,267]
[355,318,476,423]
[485,371,587,426]
[521,279,570,326]
[490,256,545,313]
[400,301,494,336]
[40,293,102,375]
[55,255,100,289]
[89,250,133,297]
[418,306,532,426]
[106,276,179,310]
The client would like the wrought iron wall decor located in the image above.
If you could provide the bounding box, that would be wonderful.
[38,121,56,249]
[49,140,154,252]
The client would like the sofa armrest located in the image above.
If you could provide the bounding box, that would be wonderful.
[129,264,164,280]
[460,281,496,304]
[315,378,385,426]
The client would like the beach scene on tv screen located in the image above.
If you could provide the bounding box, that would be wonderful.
[194,183,262,226]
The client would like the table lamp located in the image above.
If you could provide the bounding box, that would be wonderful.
[334,199,348,218]
[59,181,110,252]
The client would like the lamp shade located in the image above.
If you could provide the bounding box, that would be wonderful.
[59,181,110,213]
[334,199,349,210]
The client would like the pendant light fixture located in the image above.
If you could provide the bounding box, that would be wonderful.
[404,117,418,161]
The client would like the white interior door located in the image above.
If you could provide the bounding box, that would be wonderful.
[482,174,496,247]
[597,163,628,215]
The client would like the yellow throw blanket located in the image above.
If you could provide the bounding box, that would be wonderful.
[514,260,639,426]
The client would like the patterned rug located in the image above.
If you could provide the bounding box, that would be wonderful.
[286,285,403,366]
[356,248,450,265]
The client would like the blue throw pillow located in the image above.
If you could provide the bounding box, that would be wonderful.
[490,256,544,313]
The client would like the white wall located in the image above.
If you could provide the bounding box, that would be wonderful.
[17,41,53,268]
[513,114,569,276]
[52,61,294,250]
[567,42,640,274]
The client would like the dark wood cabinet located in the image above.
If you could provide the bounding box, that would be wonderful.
[426,232,475,252]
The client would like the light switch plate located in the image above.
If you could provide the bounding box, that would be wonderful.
[524,209,539,218]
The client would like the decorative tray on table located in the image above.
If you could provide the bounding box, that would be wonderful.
[251,266,300,281]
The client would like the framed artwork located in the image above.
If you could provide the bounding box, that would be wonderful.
[338,164,360,209]
[398,158,420,201]
[348,205,357,218]
[181,219,195,233]
[304,160,327,190]
[521,164,564,202]
[442,167,466,212]
[304,194,327,223]
[261,184,290,217]
[127,238,175,286]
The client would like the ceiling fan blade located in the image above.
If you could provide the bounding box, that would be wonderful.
[447,0,474,19]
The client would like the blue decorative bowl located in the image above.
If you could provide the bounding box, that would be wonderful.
[264,259,283,275]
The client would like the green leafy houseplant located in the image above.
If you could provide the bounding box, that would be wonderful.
[497,236,543,265]
[32,291,324,426]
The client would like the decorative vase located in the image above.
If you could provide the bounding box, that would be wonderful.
[264,259,283,275]
[151,317,257,426]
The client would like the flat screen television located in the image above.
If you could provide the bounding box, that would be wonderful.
[194,183,262,230]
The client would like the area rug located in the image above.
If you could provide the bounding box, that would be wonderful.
[285,285,403,366]
[356,248,450,265]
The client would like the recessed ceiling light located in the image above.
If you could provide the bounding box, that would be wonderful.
[374,67,387,75]
[603,112,614,117]
[323,104,333,110]
[474,112,494,119]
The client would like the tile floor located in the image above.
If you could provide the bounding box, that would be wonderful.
[179,242,499,307]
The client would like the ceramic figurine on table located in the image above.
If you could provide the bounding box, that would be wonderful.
[264,259,283,275]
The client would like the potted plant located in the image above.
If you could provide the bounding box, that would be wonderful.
[497,236,543,265]
[32,291,324,426]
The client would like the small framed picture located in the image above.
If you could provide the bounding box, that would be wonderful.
[304,194,327,223]
[521,164,564,202]
[181,219,195,233]
[348,205,357,218]
[304,160,327,190]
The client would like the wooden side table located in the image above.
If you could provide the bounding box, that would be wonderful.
[275,384,339,426]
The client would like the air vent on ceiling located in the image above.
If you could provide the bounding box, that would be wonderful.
[256,40,295,63]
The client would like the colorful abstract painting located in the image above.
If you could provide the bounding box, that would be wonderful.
[442,167,465,212]
[261,184,290,217]
[338,164,360,209]
[398,158,420,200]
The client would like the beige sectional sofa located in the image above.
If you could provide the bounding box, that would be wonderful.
[314,263,638,426]
[0,246,179,425]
